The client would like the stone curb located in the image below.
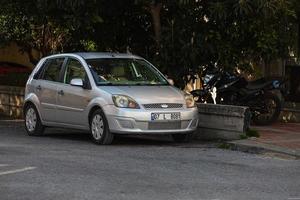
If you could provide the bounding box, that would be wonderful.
[226,139,300,159]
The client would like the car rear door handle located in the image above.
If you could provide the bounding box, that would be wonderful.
[58,90,64,95]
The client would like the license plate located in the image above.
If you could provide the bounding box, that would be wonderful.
[151,113,181,121]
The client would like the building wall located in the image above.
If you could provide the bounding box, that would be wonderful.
[0,43,39,68]
[0,86,24,119]
[268,59,285,77]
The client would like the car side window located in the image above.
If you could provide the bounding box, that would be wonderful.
[40,58,65,82]
[33,61,48,80]
[63,58,87,84]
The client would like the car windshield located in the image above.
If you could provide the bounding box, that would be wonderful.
[86,58,169,86]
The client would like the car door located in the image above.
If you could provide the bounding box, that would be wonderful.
[34,57,66,122]
[56,57,92,126]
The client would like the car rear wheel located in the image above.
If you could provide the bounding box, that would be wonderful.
[90,109,114,145]
[24,104,45,136]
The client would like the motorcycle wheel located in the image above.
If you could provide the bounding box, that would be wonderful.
[252,92,281,126]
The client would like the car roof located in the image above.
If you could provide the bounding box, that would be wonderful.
[73,52,142,60]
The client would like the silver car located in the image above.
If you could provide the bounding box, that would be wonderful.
[24,53,198,144]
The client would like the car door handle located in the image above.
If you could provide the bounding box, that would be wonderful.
[58,90,64,95]
[36,85,42,91]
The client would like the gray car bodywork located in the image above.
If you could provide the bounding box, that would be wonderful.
[24,53,198,134]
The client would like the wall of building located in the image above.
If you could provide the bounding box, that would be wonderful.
[0,86,24,119]
[268,59,285,77]
[0,43,39,68]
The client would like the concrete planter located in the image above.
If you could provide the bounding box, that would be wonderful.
[195,103,251,140]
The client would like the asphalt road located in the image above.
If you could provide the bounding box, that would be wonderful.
[0,121,299,200]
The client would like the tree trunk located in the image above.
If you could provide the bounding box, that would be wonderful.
[149,2,162,50]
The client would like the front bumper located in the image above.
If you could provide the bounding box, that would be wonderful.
[103,105,199,134]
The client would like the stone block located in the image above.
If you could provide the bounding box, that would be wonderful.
[195,103,251,140]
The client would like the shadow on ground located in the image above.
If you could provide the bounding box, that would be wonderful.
[0,120,217,148]
[43,128,176,146]
[42,128,215,148]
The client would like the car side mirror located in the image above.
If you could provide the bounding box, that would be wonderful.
[70,78,84,87]
[167,79,174,86]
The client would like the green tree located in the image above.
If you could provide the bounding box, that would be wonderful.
[0,0,102,64]
[206,0,297,74]
[0,0,298,82]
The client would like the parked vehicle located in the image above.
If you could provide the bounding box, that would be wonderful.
[191,67,284,125]
[24,53,198,144]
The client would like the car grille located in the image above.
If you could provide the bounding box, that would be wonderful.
[148,121,181,130]
[143,103,183,109]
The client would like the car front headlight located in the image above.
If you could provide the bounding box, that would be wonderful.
[112,95,140,109]
[185,93,196,108]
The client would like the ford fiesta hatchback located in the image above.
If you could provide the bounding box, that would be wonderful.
[24,53,198,144]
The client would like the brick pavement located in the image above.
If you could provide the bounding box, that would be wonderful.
[252,123,300,150]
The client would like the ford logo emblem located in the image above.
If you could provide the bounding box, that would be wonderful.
[161,104,168,108]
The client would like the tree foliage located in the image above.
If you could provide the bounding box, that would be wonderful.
[0,0,299,82]
[0,0,102,64]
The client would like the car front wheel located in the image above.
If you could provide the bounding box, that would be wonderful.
[90,109,114,145]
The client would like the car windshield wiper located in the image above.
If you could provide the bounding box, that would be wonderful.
[132,82,169,86]
[97,82,114,86]
[97,82,133,86]
[97,82,169,86]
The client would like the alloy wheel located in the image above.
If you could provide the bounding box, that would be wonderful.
[91,114,104,140]
[25,108,37,132]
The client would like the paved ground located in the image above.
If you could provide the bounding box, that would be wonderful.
[0,121,299,200]
[229,123,300,159]
[253,123,300,149]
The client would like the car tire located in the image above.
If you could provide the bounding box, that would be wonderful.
[172,133,192,143]
[90,109,114,145]
[24,103,45,136]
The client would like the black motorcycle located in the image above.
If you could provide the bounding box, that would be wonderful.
[191,68,285,125]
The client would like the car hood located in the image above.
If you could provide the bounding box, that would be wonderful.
[99,85,185,104]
